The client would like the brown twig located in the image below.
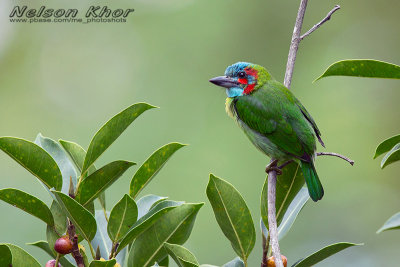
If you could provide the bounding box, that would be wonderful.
[67,220,85,267]
[317,152,354,165]
[300,5,341,40]
[278,152,354,170]
[261,232,270,267]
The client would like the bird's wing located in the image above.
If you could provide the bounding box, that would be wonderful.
[295,100,325,147]
[234,95,305,158]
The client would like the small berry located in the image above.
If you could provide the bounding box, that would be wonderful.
[54,235,73,255]
[267,255,288,267]
[45,259,61,267]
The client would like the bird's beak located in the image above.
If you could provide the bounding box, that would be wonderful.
[209,76,239,88]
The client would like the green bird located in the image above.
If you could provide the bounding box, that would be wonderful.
[209,62,325,201]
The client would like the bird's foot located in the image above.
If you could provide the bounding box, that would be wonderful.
[265,159,283,175]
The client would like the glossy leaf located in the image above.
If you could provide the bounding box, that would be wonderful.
[82,103,156,174]
[128,202,203,267]
[137,194,168,219]
[59,139,97,175]
[28,240,75,267]
[374,134,400,159]
[1,243,40,267]
[59,140,104,209]
[108,194,138,242]
[130,143,186,199]
[89,259,117,267]
[0,137,62,190]
[206,174,255,261]
[377,212,400,233]
[76,161,135,206]
[116,200,183,254]
[0,188,54,226]
[158,256,169,266]
[316,59,400,81]
[222,257,245,267]
[0,245,12,266]
[261,187,309,241]
[380,143,400,169]
[52,191,97,241]
[35,134,77,194]
[164,243,199,267]
[261,162,304,230]
[91,210,127,264]
[292,242,362,267]
[46,201,67,255]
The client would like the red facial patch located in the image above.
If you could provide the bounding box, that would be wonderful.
[238,78,248,84]
[243,67,258,95]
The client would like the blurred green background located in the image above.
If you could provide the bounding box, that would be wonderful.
[1,0,399,266]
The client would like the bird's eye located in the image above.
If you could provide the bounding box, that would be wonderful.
[238,71,246,79]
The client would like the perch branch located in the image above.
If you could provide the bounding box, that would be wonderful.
[267,1,341,267]
[300,5,341,40]
[67,220,85,267]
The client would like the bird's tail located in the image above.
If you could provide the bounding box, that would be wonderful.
[300,161,324,202]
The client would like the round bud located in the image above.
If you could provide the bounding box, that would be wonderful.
[267,255,288,267]
[45,259,61,267]
[54,236,73,255]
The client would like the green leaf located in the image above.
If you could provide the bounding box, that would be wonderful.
[292,242,362,267]
[206,174,255,261]
[35,134,78,194]
[222,257,245,267]
[116,200,182,254]
[158,256,169,266]
[46,201,67,255]
[374,134,400,159]
[91,210,127,265]
[59,139,97,175]
[127,202,203,267]
[261,187,309,241]
[28,240,75,267]
[1,243,40,267]
[164,243,199,267]
[52,191,97,241]
[0,245,12,266]
[137,194,168,219]
[129,143,186,199]
[89,259,117,267]
[108,194,138,242]
[0,137,62,190]
[377,212,400,233]
[82,103,156,174]
[315,59,400,81]
[380,143,400,169]
[59,139,104,209]
[0,188,54,226]
[261,162,304,230]
[76,161,135,206]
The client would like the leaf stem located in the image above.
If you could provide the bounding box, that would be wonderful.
[54,253,60,267]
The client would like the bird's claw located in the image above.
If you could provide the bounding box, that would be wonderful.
[265,159,283,175]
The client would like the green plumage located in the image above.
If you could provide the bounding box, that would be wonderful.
[213,62,324,201]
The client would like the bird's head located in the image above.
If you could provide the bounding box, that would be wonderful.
[209,62,272,97]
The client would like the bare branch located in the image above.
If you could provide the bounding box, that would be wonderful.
[284,0,308,89]
[300,5,341,40]
[317,151,354,165]
[67,220,85,267]
[266,159,284,267]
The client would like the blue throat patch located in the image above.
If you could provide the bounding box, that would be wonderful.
[226,87,243,97]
